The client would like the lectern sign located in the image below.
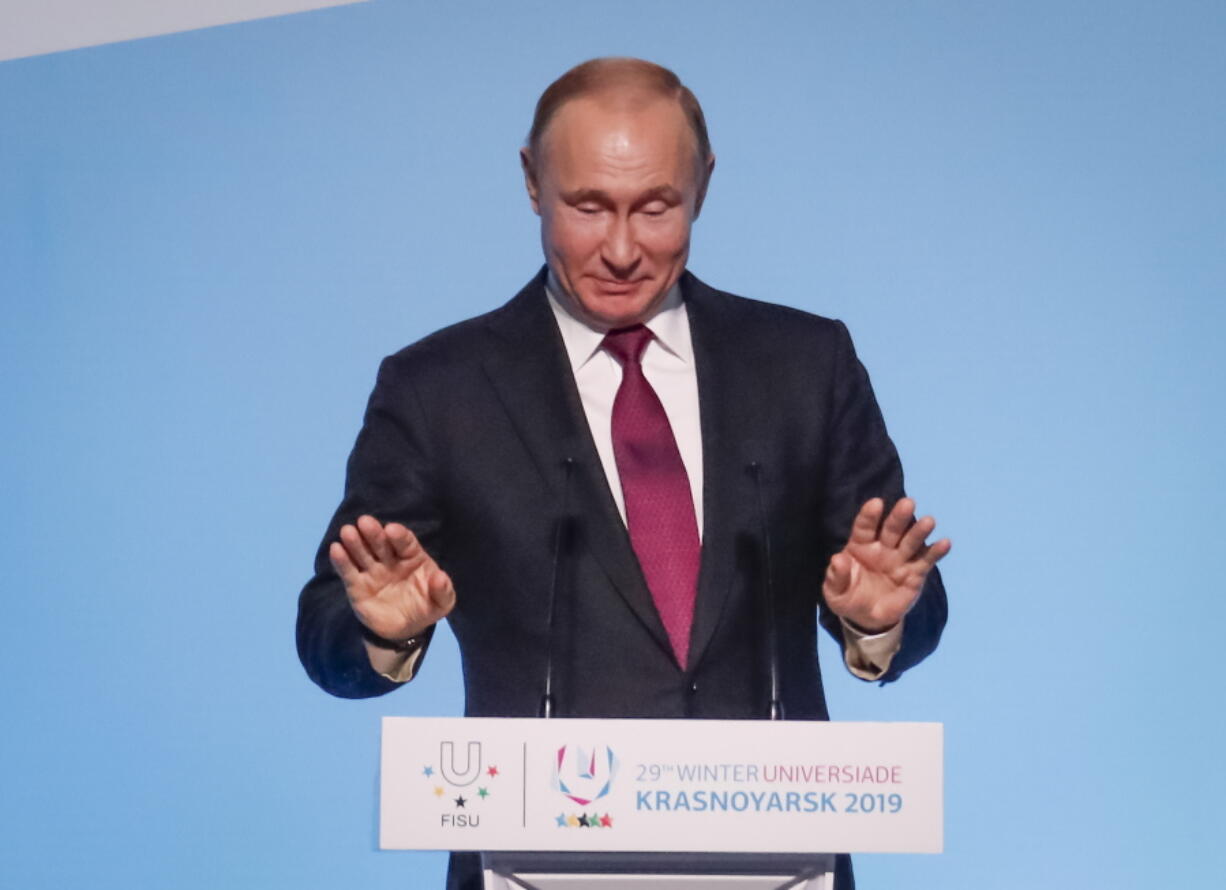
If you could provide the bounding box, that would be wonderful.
[381,718,942,854]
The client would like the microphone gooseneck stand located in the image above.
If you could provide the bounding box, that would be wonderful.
[539,457,575,719]
[748,461,785,721]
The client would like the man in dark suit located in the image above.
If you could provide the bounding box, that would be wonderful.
[297,58,948,888]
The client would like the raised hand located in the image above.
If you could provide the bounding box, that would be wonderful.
[823,497,951,633]
[329,515,456,644]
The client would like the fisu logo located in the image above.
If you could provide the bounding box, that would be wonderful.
[422,741,499,827]
[553,744,619,806]
[438,741,482,787]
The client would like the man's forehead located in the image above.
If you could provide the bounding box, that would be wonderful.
[539,91,701,172]
[539,91,695,157]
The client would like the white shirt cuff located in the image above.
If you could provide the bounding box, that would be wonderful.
[840,618,904,681]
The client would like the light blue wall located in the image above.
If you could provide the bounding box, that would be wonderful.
[2,1,1223,886]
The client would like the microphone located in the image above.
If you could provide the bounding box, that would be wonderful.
[748,461,784,721]
[540,457,575,719]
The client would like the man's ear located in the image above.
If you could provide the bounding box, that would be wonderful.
[520,147,542,216]
[693,153,716,219]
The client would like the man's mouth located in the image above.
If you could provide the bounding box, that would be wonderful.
[589,277,647,295]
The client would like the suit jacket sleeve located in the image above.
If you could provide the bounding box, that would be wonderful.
[296,354,444,699]
[814,320,947,685]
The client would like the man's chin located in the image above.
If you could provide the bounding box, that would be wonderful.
[574,286,663,329]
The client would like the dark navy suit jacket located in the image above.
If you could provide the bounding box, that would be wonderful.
[296,269,947,887]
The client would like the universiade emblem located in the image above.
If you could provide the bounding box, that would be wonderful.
[551,743,619,829]
[552,744,618,805]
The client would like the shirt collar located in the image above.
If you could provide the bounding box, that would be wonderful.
[545,272,692,372]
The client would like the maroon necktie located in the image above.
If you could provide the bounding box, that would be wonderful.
[603,325,700,669]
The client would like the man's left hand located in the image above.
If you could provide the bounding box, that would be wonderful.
[823,497,951,634]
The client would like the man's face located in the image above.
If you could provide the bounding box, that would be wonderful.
[523,93,713,329]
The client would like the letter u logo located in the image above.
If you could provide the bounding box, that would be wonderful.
[439,741,482,787]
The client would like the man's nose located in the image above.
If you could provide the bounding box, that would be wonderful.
[600,217,641,277]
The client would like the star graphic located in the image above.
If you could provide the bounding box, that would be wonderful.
[432,786,444,797]
[600,813,613,828]
[568,815,580,827]
[477,787,490,799]
[454,795,467,808]
[422,766,434,778]
[487,765,499,778]
[555,813,567,827]
[577,814,590,827]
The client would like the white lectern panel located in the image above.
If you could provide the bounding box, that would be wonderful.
[381,718,942,855]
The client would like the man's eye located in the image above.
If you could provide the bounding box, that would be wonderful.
[640,203,670,216]
[576,205,602,215]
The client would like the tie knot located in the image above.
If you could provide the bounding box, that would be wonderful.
[602,324,654,366]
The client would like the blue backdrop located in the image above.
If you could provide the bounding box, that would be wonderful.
[2,1,1223,886]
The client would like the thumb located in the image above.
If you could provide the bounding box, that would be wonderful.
[825,552,852,598]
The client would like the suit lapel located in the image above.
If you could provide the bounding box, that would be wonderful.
[684,274,758,674]
[480,271,675,660]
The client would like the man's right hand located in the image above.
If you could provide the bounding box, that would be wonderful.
[329,515,456,644]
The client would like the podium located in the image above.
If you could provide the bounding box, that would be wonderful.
[479,851,838,888]
[380,718,942,889]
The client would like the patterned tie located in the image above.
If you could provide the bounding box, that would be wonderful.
[603,325,700,669]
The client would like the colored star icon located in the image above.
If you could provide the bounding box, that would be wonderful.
[577,814,590,827]
[422,766,434,778]
[568,815,580,827]
[555,813,567,827]
[454,795,467,808]
[487,765,499,778]
[433,786,444,797]
[600,813,613,828]
[477,787,490,799]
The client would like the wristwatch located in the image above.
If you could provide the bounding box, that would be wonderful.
[361,626,423,652]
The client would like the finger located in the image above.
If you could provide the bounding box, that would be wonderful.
[899,515,936,559]
[824,552,852,597]
[427,568,457,614]
[848,498,884,544]
[879,497,915,548]
[328,541,361,589]
[356,514,395,564]
[920,537,952,568]
[386,523,435,581]
[385,522,422,561]
[338,523,375,571]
